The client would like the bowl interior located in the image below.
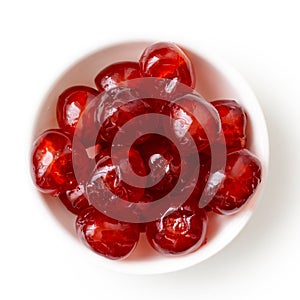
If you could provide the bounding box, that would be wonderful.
[32,41,269,274]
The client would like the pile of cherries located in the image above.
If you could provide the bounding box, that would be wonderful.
[31,42,262,260]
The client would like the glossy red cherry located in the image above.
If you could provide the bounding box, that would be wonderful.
[146,205,207,255]
[76,206,140,260]
[167,93,221,153]
[94,61,141,92]
[59,184,89,215]
[96,88,156,145]
[207,149,262,215]
[56,86,99,135]
[139,42,195,88]
[85,147,147,221]
[134,134,180,201]
[31,129,77,195]
[211,100,247,152]
[74,87,140,147]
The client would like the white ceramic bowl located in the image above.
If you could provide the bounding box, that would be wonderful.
[32,41,269,274]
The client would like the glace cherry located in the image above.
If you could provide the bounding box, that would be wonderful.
[94,61,141,92]
[86,147,147,221]
[139,42,195,88]
[167,93,222,153]
[96,88,156,146]
[146,205,207,255]
[207,149,262,215]
[212,99,247,152]
[135,134,181,201]
[76,206,140,260]
[58,184,89,215]
[56,86,99,136]
[31,129,76,195]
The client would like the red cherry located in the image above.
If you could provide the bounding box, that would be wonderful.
[94,61,141,92]
[56,86,99,135]
[97,88,155,145]
[31,129,76,195]
[76,206,140,260]
[167,93,221,153]
[139,42,195,88]
[85,147,147,221]
[146,206,207,255]
[59,184,89,215]
[211,100,247,152]
[135,134,181,201]
[74,104,107,148]
[208,149,262,215]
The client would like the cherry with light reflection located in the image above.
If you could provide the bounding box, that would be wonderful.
[76,205,140,260]
[56,86,99,135]
[31,129,76,195]
[207,149,262,215]
[94,61,141,92]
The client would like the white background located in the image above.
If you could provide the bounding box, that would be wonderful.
[1,0,300,299]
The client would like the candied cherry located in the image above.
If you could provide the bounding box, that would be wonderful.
[96,88,156,145]
[134,134,181,201]
[166,93,221,153]
[207,149,262,215]
[59,184,89,215]
[85,147,147,220]
[74,87,140,147]
[212,100,247,152]
[94,61,141,92]
[146,205,207,255]
[76,206,140,260]
[56,86,99,135]
[31,129,76,195]
[135,134,203,204]
[139,42,195,88]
